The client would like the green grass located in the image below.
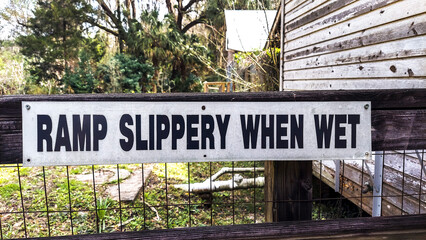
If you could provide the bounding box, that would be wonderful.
[0,183,20,198]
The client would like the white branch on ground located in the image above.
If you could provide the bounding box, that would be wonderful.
[173,167,264,193]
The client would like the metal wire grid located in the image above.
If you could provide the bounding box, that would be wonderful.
[0,149,424,239]
[0,161,264,239]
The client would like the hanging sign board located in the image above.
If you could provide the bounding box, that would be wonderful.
[22,101,371,166]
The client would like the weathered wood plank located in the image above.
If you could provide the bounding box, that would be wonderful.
[286,0,399,40]
[32,214,426,240]
[313,160,375,214]
[285,0,309,14]
[313,158,426,216]
[316,160,375,203]
[283,79,426,90]
[284,13,426,61]
[384,151,425,184]
[285,0,330,24]
[284,57,426,79]
[348,159,425,215]
[372,109,426,151]
[284,36,426,71]
[1,90,425,164]
[285,0,354,31]
[382,167,425,215]
[315,161,401,216]
[1,90,425,108]
[285,0,319,17]
[285,0,425,51]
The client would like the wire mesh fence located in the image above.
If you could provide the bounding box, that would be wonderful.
[0,161,265,238]
[0,150,424,239]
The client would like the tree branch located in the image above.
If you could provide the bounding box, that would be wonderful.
[86,18,118,36]
[124,0,131,22]
[16,19,30,28]
[165,0,177,21]
[131,0,136,19]
[182,16,206,33]
[174,167,265,193]
[96,0,120,27]
[177,0,183,31]
[182,0,203,12]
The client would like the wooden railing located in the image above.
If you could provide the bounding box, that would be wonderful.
[1,89,425,165]
[37,214,426,239]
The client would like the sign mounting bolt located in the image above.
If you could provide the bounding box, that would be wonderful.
[364,104,369,109]
[365,152,369,156]
[25,104,31,110]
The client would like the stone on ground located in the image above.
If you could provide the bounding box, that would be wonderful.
[73,168,131,185]
[106,165,153,202]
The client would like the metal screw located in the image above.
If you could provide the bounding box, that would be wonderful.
[27,159,30,162]
[365,152,369,156]
[25,104,31,110]
[364,104,369,109]
[201,105,206,110]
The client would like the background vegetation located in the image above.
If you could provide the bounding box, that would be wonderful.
[0,0,281,95]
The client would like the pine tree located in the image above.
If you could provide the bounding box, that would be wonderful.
[17,0,92,84]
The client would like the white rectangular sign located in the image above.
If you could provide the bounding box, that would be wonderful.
[22,101,371,166]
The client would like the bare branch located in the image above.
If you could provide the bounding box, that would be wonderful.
[96,0,120,26]
[16,19,30,28]
[182,0,203,12]
[174,167,265,193]
[124,0,131,22]
[177,0,183,30]
[131,0,136,19]
[86,18,118,36]
[165,0,177,21]
[182,16,206,33]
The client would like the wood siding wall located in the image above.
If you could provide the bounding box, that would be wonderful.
[282,0,426,90]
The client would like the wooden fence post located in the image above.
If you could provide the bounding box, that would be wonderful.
[265,161,312,222]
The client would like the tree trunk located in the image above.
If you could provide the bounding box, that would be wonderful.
[117,0,124,53]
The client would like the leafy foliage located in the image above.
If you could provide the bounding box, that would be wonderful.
[0,40,25,94]
[63,52,155,94]
[97,198,111,233]
[97,54,154,93]
[123,10,211,92]
[16,0,93,84]
[63,51,96,93]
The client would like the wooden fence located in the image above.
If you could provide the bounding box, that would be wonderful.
[34,214,426,239]
[0,89,425,238]
[1,89,425,165]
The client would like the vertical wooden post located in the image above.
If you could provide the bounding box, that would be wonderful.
[226,50,234,92]
[265,161,312,222]
[264,161,275,222]
[203,82,208,93]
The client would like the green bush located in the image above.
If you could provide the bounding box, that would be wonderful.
[96,54,154,93]
[63,51,97,93]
